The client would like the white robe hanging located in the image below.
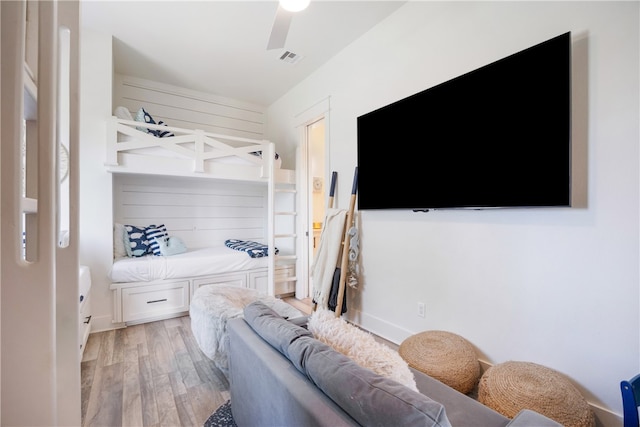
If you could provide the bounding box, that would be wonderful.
[311,208,347,309]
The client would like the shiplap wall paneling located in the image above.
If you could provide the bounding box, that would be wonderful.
[113,74,266,139]
[113,174,268,250]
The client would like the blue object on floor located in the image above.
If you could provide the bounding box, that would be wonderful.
[621,374,640,427]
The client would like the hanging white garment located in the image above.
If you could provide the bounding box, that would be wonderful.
[311,208,347,309]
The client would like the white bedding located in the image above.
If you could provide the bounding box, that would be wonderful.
[109,246,268,283]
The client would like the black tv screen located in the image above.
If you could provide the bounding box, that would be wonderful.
[357,32,571,210]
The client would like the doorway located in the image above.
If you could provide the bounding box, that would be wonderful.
[306,118,326,299]
[294,97,330,302]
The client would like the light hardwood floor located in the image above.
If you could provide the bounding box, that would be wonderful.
[81,315,229,427]
[80,298,402,427]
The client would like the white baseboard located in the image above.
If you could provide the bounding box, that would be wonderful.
[89,314,123,333]
[346,307,413,345]
[590,404,622,427]
[88,311,190,334]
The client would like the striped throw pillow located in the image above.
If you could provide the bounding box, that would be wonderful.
[146,224,168,256]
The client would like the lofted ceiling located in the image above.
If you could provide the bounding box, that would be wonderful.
[80,0,406,107]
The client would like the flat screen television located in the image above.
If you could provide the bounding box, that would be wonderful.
[357,32,571,211]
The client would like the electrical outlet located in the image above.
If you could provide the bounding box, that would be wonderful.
[417,302,425,317]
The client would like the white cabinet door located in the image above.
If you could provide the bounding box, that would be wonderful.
[79,294,92,357]
[249,270,268,294]
[122,281,190,323]
[275,265,296,296]
[249,266,296,296]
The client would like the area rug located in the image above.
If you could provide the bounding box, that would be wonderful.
[203,400,237,427]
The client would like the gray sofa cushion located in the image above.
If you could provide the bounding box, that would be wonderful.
[243,301,312,357]
[229,318,360,426]
[287,315,309,329]
[243,302,451,426]
[287,336,452,427]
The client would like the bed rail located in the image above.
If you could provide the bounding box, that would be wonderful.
[106,116,293,182]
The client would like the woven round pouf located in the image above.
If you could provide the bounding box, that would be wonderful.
[398,330,480,394]
[478,361,595,427]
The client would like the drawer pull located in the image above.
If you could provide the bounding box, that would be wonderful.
[83,315,92,324]
[147,298,168,304]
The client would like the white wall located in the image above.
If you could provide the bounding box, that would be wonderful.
[113,74,267,140]
[267,2,639,424]
[113,174,269,250]
[79,28,114,333]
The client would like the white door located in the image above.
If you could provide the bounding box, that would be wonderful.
[307,118,326,299]
[295,99,330,301]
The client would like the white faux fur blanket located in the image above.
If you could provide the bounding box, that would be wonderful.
[308,309,418,392]
[190,285,305,376]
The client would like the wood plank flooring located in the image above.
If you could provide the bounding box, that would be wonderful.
[79,298,401,427]
[81,315,229,427]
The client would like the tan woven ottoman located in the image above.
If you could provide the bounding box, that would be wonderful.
[478,361,595,427]
[398,330,480,394]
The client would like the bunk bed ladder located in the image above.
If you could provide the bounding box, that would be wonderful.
[274,184,298,295]
[266,143,297,297]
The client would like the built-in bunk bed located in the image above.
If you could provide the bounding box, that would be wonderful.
[106,109,297,325]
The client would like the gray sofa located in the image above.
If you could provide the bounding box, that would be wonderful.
[227,302,562,427]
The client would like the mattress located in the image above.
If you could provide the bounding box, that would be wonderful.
[109,246,268,283]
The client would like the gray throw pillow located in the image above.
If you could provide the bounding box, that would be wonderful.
[287,336,452,427]
[243,301,312,357]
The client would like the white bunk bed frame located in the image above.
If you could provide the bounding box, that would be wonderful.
[106,117,294,182]
[106,117,297,324]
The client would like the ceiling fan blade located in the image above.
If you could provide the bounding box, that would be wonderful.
[267,5,293,50]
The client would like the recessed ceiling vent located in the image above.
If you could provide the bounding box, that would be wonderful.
[279,51,303,65]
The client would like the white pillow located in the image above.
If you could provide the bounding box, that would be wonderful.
[307,309,418,392]
[113,106,133,121]
[113,223,127,259]
[158,236,187,256]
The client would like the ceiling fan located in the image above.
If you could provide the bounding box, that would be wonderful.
[267,0,310,50]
